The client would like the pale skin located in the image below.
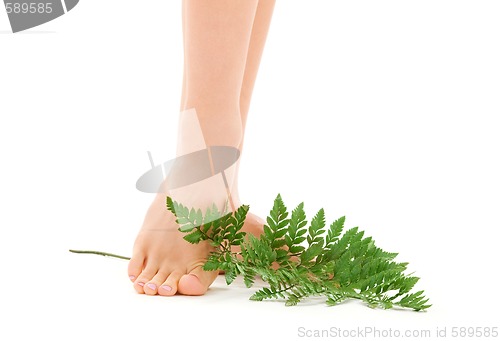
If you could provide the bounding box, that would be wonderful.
[128,0,276,296]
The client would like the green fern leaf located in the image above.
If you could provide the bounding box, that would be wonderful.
[165,194,430,311]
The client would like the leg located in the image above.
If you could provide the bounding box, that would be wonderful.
[128,0,260,296]
[180,0,260,149]
[180,0,276,136]
[240,0,276,137]
[180,0,277,240]
[231,0,276,231]
[180,1,275,155]
[180,0,277,249]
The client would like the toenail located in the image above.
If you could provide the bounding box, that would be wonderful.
[137,282,145,287]
[129,275,135,281]
[147,283,156,290]
[161,285,172,292]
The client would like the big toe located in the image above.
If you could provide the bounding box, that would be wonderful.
[177,267,218,296]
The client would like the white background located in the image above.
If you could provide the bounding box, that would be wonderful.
[1,1,499,340]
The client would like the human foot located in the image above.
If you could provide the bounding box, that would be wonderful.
[128,193,264,296]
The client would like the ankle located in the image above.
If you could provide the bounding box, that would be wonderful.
[177,107,243,154]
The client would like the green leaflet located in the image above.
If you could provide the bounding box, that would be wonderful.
[167,194,431,311]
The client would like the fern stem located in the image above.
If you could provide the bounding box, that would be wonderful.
[69,249,131,260]
[196,226,220,247]
[273,283,297,295]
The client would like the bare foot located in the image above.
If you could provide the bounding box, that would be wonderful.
[128,193,264,296]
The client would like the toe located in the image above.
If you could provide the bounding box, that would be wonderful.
[158,271,183,296]
[128,253,145,283]
[177,267,218,296]
[144,271,169,296]
[133,263,159,294]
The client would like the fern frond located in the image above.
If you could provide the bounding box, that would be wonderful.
[166,195,430,311]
